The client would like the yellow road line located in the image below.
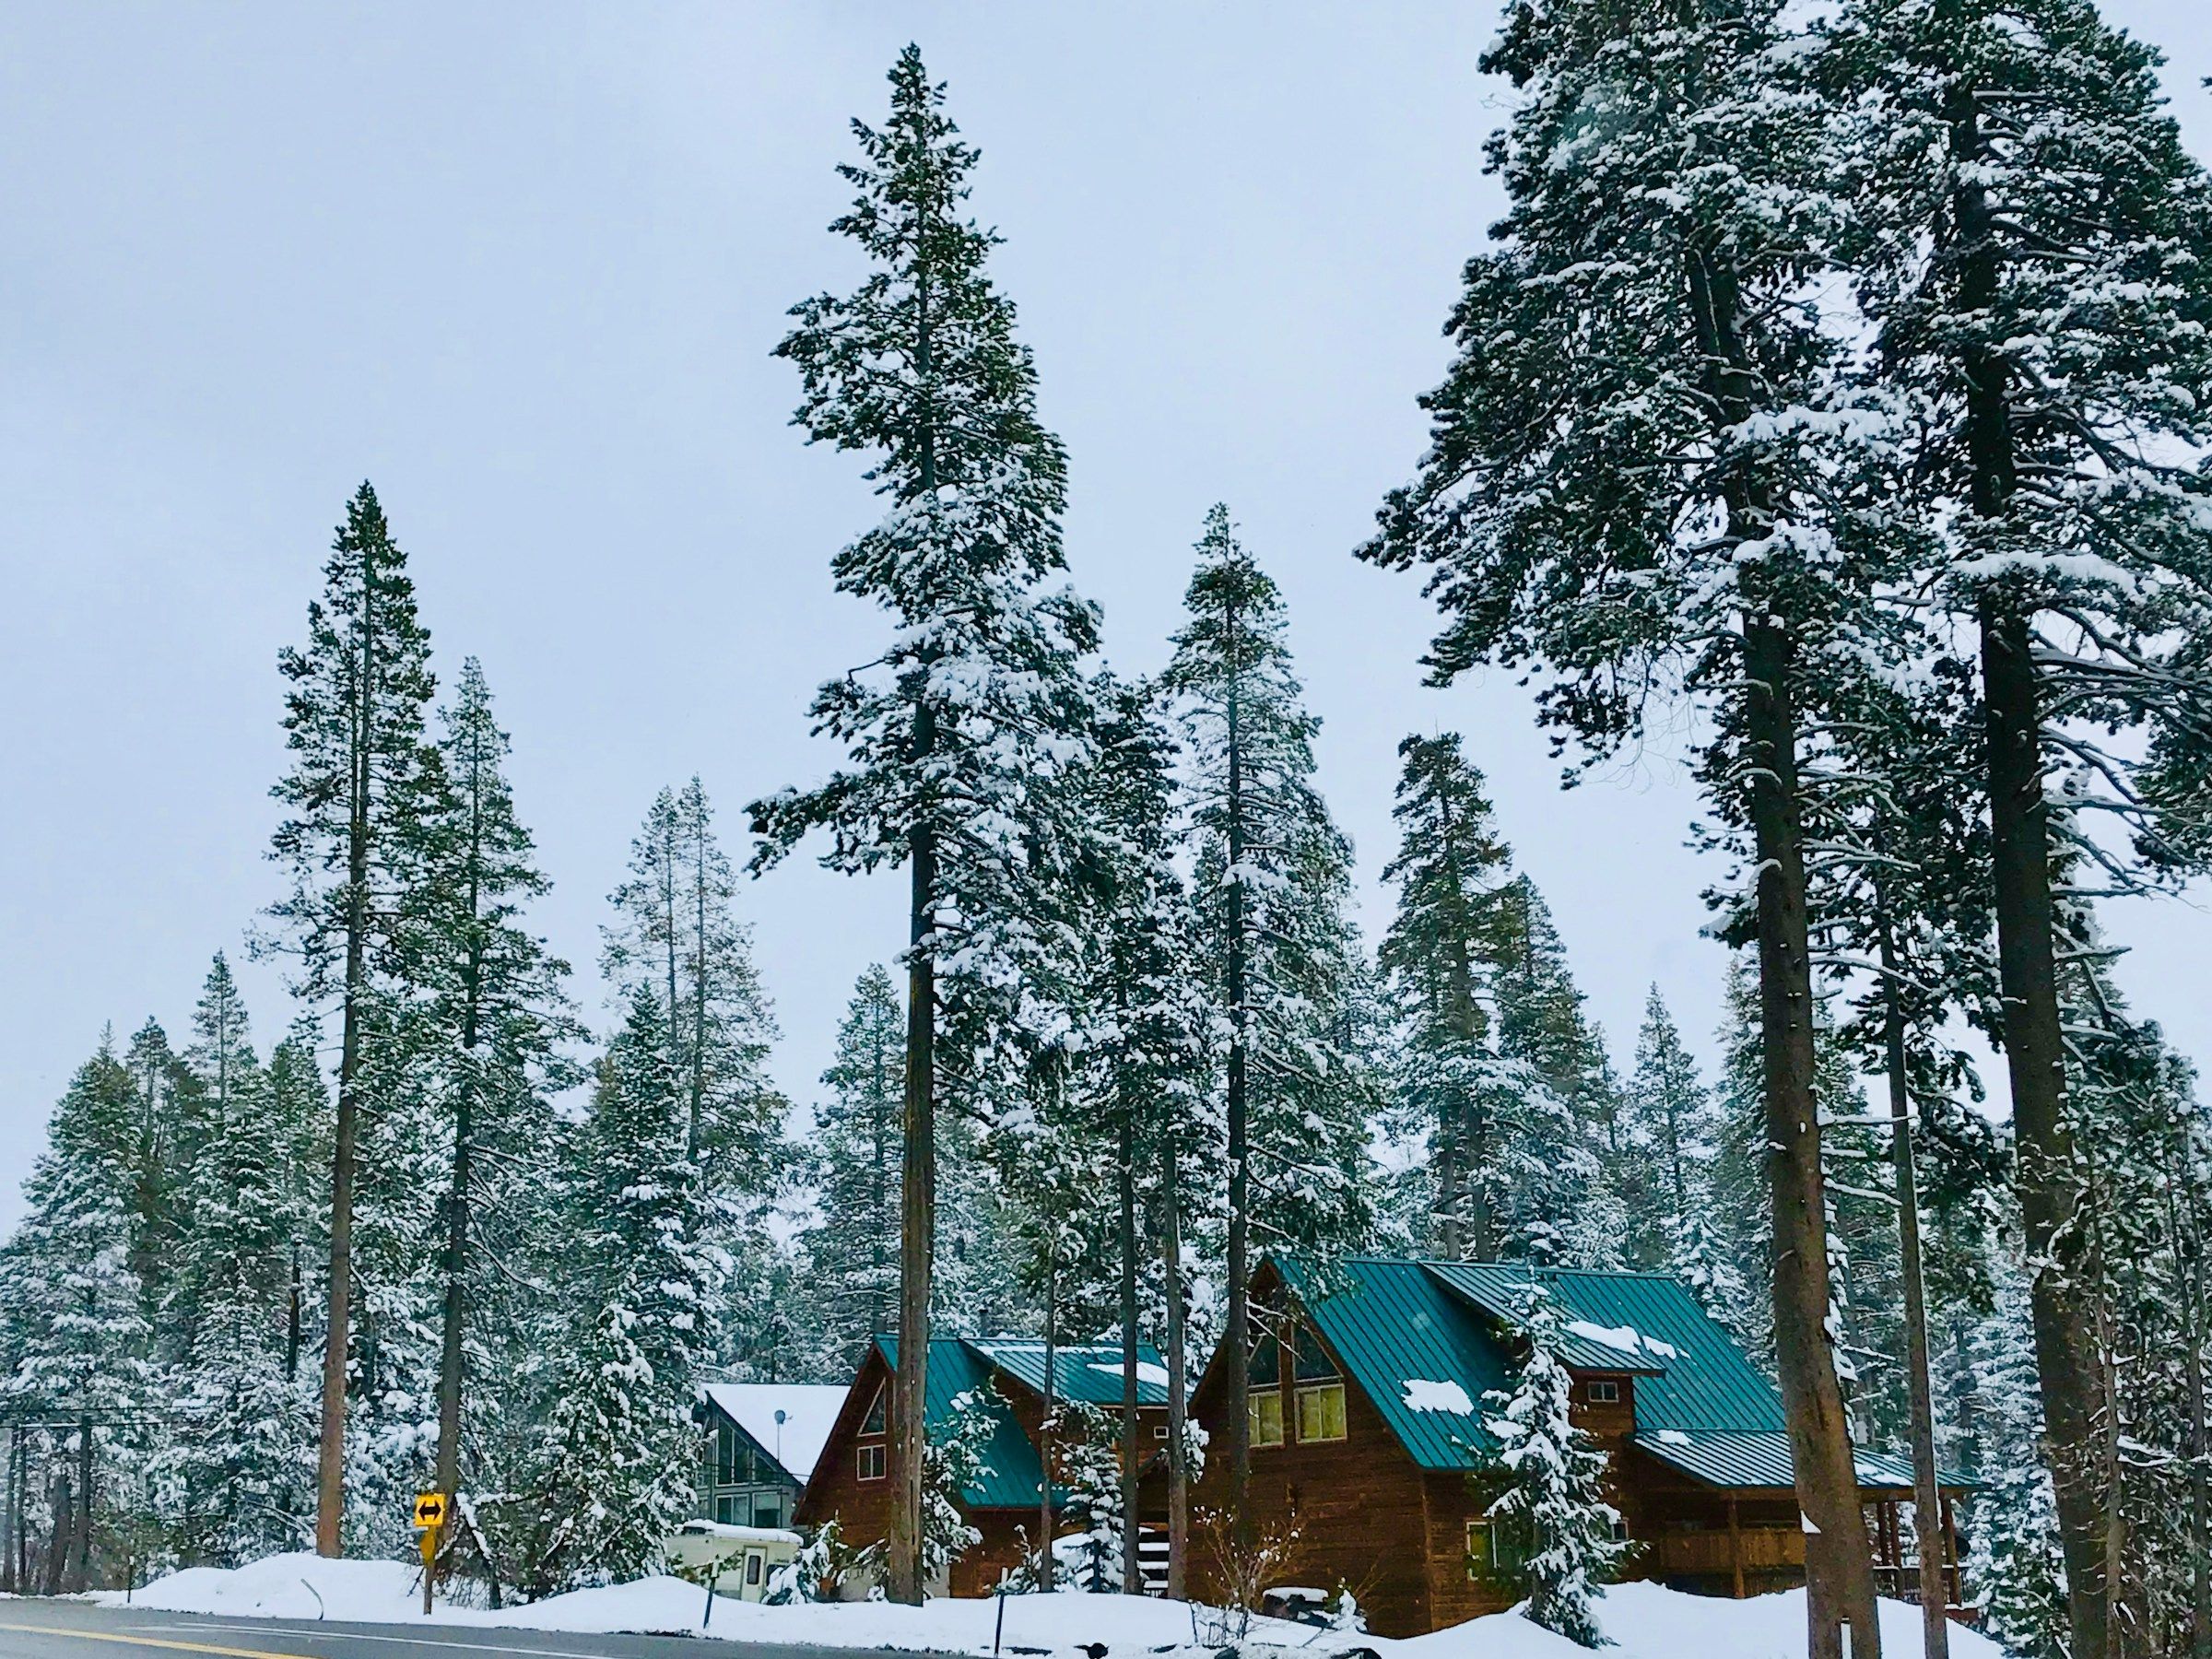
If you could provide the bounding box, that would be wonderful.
[0,1623,319,1659]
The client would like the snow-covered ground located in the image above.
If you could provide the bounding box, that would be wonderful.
[94,1554,2010,1659]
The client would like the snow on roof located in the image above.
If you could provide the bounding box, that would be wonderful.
[700,1382,848,1483]
[1401,1378,1477,1415]
[1564,1319,1677,1362]
[1088,1359,1171,1390]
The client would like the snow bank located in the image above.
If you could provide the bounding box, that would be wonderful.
[99,1554,2013,1659]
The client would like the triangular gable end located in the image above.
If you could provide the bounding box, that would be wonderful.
[1266,1254,1510,1471]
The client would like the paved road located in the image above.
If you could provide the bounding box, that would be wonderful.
[0,1600,935,1659]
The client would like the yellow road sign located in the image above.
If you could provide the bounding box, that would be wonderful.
[413,1490,448,1530]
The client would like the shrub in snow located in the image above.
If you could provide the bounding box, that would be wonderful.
[1478,1274,1629,1649]
[1053,1402,1127,1592]
[764,1518,848,1606]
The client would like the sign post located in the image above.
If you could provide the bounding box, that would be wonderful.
[412,1492,448,1617]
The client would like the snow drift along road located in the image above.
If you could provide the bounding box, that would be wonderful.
[96,1553,2010,1659]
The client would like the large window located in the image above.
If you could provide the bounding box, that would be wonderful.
[858,1380,888,1480]
[1292,1326,1347,1442]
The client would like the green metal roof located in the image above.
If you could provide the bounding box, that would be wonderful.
[969,1339,1171,1408]
[1274,1255,1511,1468]
[1430,1264,1787,1434]
[872,1335,1164,1510]
[1271,1255,1951,1489]
[1633,1430,1975,1492]
[1428,1264,1672,1375]
[873,1336,1044,1510]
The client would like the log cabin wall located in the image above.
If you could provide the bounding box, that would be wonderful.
[1186,1308,1440,1637]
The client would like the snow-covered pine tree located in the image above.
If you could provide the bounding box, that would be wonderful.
[806,965,907,1365]
[604,780,781,1194]
[1163,503,1377,1549]
[1378,734,1512,1260]
[121,1018,192,1358]
[1969,1263,2068,1659]
[750,44,1103,1605]
[1480,1272,1628,1649]
[1069,675,1213,1592]
[1619,988,1727,1278]
[413,658,579,1573]
[262,1023,331,1393]
[1479,879,1626,1269]
[522,988,720,1594]
[265,480,440,1555]
[159,961,317,1565]
[1360,0,1896,1641]
[0,1036,155,1591]
[1830,7,2212,1647]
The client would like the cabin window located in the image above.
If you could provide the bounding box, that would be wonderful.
[1291,1325,1336,1382]
[1247,1330,1282,1387]
[862,1382,888,1436]
[1586,1379,1620,1405]
[716,1495,737,1524]
[1249,1388,1285,1449]
[858,1441,887,1481]
[1154,1422,1171,1441]
[1467,1518,1527,1580]
[1296,1382,1347,1442]
[1290,1327,1346,1441]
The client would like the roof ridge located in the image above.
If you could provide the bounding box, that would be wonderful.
[1314,1253,1684,1280]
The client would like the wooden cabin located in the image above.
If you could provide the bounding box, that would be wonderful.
[695,1382,846,1531]
[1186,1255,1974,1638]
[798,1335,1171,1597]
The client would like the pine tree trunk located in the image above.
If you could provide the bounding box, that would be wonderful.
[1685,207,1878,1657]
[1979,592,2111,1659]
[432,1032,476,1524]
[1877,897,1949,1659]
[42,1476,69,1597]
[1039,1257,1058,1587]
[1223,587,1253,1562]
[316,576,376,1559]
[0,1425,14,1597]
[1118,1112,1141,1595]
[1741,611,1882,1659]
[1945,77,2112,1659]
[889,815,935,1606]
[68,1422,92,1594]
[1159,1138,1190,1603]
[435,792,487,1544]
[286,1244,303,1382]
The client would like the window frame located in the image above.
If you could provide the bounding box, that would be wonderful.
[1586,1378,1621,1405]
[1295,1380,1347,1443]
[857,1441,888,1482]
[1249,1387,1286,1450]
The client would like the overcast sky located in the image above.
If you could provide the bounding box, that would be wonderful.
[6,2,2210,1230]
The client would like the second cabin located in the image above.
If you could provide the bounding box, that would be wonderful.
[1185,1254,1973,1638]
[799,1334,1172,1596]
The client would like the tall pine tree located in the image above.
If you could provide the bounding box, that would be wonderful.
[1164,503,1376,1547]
[265,480,438,1555]
[750,45,1102,1603]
